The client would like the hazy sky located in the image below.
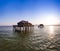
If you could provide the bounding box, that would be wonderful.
[0,0,60,25]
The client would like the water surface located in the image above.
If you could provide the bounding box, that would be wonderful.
[0,26,60,51]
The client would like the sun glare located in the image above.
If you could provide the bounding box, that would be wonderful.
[48,26,55,39]
[43,15,58,25]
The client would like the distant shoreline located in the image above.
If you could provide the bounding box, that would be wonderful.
[0,25,13,27]
[46,25,60,26]
[0,25,60,27]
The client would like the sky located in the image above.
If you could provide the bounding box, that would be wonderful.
[0,0,60,25]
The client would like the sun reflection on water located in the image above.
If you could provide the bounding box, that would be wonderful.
[48,26,55,39]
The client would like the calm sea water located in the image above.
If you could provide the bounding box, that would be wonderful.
[0,26,60,51]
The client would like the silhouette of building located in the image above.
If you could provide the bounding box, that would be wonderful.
[13,20,34,32]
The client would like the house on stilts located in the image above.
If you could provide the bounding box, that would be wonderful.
[13,20,34,32]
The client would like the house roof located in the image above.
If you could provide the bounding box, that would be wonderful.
[17,20,33,27]
[17,20,28,24]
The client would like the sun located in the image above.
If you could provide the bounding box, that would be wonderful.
[45,17,56,25]
[43,15,58,25]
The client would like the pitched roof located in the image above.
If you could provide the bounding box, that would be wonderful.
[17,20,33,27]
[17,20,28,24]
